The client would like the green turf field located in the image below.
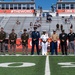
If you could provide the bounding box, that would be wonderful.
[0,56,46,75]
[1,55,75,75]
[49,56,75,75]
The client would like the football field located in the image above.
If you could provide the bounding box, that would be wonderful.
[49,56,75,75]
[0,55,75,75]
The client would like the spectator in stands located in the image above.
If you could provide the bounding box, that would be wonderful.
[62,16,64,18]
[40,30,49,55]
[0,27,6,55]
[46,14,52,23]
[56,24,59,30]
[16,20,20,25]
[21,29,29,55]
[56,12,59,16]
[34,22,37,26]
[68,29,75,54]
[30,22,33,31]
[18,30,23,37]
[36,17,40,22]
[65,18,67,24]
[34,22,38,28]
[37,24,41,28]
[60,24,63,31]
[30,22,33,26]
[33,9,37,17]
[70,24,73,29]
[39,12,42,23]
[51,30,59,55]
[27,28,32,38]
[59,30,68,55]
[70,15,73,19]
[42,13,45,17]
[9,29,17,55]
[31,27,40,55]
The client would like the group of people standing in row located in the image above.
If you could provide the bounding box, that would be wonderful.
[31,26,75,55]
[0,27,29,55]
[0,26,75,55]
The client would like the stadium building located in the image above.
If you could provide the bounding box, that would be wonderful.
[57,0,75,16]
[0,0,35,16]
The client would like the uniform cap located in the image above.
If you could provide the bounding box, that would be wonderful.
[24,29,27,31]
[42,30,46,32]
[12,29,14,31]
[53,30,56,32]
[34,26,37,29]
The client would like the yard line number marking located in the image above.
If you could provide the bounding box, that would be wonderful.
[0,62,36,68]
[58,62,75,68]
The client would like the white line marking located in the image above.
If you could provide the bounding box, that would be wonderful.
[0,54,46,56]
[0,54,75,56]
[45,56,50,75]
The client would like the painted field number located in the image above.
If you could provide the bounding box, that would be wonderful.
[58,62,75,68]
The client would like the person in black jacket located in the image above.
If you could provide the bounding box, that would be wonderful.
[59,30,68,55]
[31,27,40,55]
[68,29,75,54]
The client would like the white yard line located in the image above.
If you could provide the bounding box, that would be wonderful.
[45,56,50,75]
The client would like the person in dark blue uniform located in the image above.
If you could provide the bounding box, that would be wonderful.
[31,27,40,55]
[59,30,68,55]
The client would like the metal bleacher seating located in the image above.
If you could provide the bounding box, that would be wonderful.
[0,16,74,38]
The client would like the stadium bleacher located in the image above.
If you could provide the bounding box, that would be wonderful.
[0,16,73,38]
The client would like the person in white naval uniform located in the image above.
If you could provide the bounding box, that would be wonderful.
[41,30,49,55]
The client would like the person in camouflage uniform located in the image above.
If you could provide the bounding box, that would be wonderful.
[9,29,17,55]
[21,29,29,55]
[0,27,6,54]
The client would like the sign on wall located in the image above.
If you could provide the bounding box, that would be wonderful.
[0,10,34,14]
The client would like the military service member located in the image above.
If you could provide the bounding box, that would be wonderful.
[31,27,40,55]
[21,29,29,55]
[9,29,17,55]
[51,30,59,55]
[41,30,49,55]
[0,27,6,54]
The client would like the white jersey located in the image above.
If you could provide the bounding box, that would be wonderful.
[41,34,49,41]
